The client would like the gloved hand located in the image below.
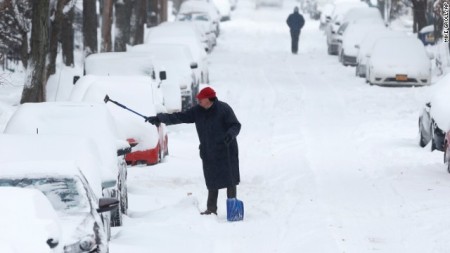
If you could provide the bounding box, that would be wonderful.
[145,116,161,127]
[224,134,233,145]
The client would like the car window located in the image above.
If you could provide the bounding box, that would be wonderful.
[0,177,90,213]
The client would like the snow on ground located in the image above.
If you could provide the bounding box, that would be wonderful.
[106,1,450,252]
[1,0,450,252]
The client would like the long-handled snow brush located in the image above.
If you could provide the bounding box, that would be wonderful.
[104,95,147,119]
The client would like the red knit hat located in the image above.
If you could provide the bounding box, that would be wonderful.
[196,87,216,100]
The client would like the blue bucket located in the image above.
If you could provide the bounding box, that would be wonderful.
[226,198,244,222]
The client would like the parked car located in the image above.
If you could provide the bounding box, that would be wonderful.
[325,1,368,55]
[255,0,282,8]
[0,161,119,253]
[418,25,436,46]
[0,133,114,240]
[80,52,179,112]
[145,22,210,84]
[176,12,217,51]
[366,36,433,86]
[338,20,385,66]
[419,74,450,151]
[3,102,129,227]
[130,43,199,111]
[70,75,169,166]
[178,0,221,36]
[0,187,62,253]
[355,29,403,77]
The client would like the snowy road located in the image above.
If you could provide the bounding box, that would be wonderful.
[111,1,450,252]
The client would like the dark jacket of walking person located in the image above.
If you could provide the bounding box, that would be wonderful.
[145,87,241,215]
[286,6,305,54]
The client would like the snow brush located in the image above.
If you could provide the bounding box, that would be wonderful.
[104,95,147,119]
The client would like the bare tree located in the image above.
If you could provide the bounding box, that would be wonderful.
[129,0,147,45]
[47,0,65,79]
[114,0,132,51]
[61,1,76,66]
[412,0,427,33]
[101,0,114,52]
[83,0,98,57]
[21,0,50,103]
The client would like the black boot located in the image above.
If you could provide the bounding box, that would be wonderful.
[200,210,217,215]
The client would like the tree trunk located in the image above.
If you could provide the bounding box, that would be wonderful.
[20,30,28,68]
[114,0,132,52]
[160,0,167,22]
[147,0,159,27]
[83,0,98,57]
[412,0,427,33]
[61,4,75,66]
[47,0,65,79]
[129,0,146,45]
[21,0,49,103]
[101,0,113,52]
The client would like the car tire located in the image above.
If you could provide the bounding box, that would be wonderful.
[419,119,428,148]
[110,206,123,227]
[431,125,436,151]
[327,44,332,55]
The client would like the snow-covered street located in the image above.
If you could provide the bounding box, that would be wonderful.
[107,1,450,252]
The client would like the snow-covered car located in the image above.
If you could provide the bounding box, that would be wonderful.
[81,52,179,113]
[178,0,221,36]
[355,29,404,78]
[3,102,129,227]
[255,0,282,8]
[70,75,169,166]
[176,12,217,51]
[366,36,432,86]
[419,74,450,151]
[130,43,199,111]
[0,133,113,238]
[212,0,231,20]
[338,20,385,66]
[325,1,368,55]
[0,161,119,253]
[145,22,210,84]
[0,187,62,253]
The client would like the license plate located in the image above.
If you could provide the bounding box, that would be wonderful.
[396,74,408,81]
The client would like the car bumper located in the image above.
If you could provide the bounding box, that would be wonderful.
[342,54,357,66]
[125,147,159,166]
[370,76,430,86]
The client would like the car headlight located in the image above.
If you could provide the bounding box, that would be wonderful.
[64,235,96,253]
[79,235,96,251]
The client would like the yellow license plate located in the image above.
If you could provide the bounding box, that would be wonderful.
[396,74,408,81]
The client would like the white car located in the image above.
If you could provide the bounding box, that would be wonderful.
[325,1,368,55]
[130,43,199,110]
[145,22,210,84]
[0,187,62,253]
[81,52,178,112]
[339,20,385,66]
[366,36,433,86]
[212,0,231,20]
[0,161,119,253]
[176,12,217,51]
[356,29,404,77]
[70,75,169,166]
[3,102,129,227]
[178,0,221,36]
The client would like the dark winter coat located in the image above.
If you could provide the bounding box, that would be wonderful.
[156,100,241,190]
[286,12,305,31]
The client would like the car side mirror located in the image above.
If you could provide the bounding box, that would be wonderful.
[97,198,119,213]
[73,75,80,85]
[47,238,59,249]
[426,102,431,108]
[190,62,198,69]
[355,45,360,49]
[159,71,167,81]
[101,179,117,189]
[117,146,132,156]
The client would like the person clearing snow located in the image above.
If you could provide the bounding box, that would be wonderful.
[145,87,241,216]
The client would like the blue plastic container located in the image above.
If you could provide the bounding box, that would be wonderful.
[226,198,244,222]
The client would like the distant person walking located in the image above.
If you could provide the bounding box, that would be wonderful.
[145,87,241,216]
[286,6,305,54]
